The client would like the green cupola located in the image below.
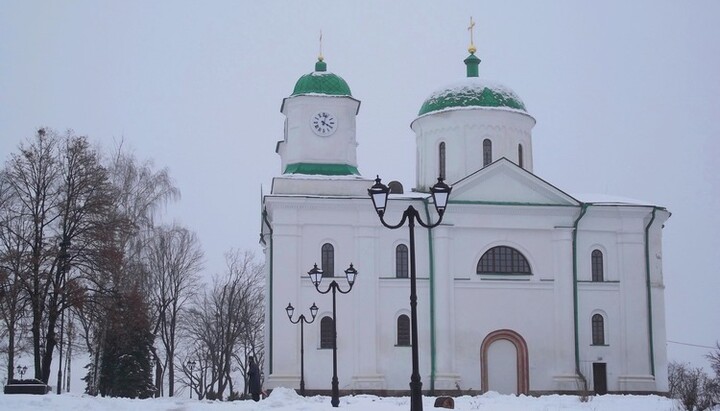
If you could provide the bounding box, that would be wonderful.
[291,57,352,97]
[417,44,527,116]
[278,54,362,179]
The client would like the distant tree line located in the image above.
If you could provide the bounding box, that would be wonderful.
[0,128,263,399]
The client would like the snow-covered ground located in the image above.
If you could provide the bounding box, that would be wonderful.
[0,387,680,411]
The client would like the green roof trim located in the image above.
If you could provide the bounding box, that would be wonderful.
[283,163,359,176]
[291,59,352,97]
[418,81,527,116]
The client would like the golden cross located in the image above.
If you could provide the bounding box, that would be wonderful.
[319,30,324,61]
[468,17,477,53]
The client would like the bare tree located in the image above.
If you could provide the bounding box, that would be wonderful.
[668,360,718,411]
[0,170,32,382]
[146,224,203,396]
[0,129,125,384]
[706,342,720,409]
[708,342,720,379]
[40,133,116,384]
[4,129,62,381]
[183,250,264,400]
[78,142,179,395]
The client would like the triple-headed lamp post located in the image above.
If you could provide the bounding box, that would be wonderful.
[368,176,452,411]
[286,301,319,396]
[308,263,358,408]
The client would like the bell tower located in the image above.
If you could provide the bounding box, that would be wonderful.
[276,57,361,177]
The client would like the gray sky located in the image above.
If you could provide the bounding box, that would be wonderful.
[2,1,719,371]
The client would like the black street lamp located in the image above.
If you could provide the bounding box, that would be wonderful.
[286,301,319,396]
[368,176,452,411]
[187,360,196,399]
[16,365,27,379]
[308,263,358,408]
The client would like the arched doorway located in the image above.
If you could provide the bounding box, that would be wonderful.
[481,329,529,395]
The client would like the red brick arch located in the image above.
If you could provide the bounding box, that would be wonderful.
[481,329,529,395]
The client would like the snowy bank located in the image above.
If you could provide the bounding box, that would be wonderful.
[0,386,680,411]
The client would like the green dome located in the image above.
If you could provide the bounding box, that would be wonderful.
[291,59,352,97]
[418,79,527,116]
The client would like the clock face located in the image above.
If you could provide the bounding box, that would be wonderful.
[311,111,337,136]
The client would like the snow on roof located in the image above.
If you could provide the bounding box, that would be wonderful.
[573,193,662,207]
[277,173,367,180]
[417,77,528,116]
[426,77,522,101]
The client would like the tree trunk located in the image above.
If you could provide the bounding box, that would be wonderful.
[40,294,60,383]
[65,334,72,392]
[32,303,42,379]
[155,355,162,397]
[168,352,174,396]
[7,325,15,382]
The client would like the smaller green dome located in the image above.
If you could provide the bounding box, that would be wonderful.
[418,79,527,116]
[291,59,352,97]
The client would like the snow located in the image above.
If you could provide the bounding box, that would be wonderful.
[0,387,680,411]
[423,77,525,107]
[573,193,662,207]
[278,173,368,180]
[425,78,523,102]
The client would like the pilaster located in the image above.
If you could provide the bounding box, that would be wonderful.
[432,225,460,390]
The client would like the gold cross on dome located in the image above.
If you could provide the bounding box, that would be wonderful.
[318,30,324,61]
[468,17,477,54]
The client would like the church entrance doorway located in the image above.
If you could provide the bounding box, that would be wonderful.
[486,338,517,394]
[592,362,607,395]
[480,329,529,395]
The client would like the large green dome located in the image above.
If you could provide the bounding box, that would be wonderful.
[291,59,352,97]
[418,79,527,116]
[417,51,527,116]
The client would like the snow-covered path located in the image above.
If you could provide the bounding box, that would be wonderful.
[0,387,678,411]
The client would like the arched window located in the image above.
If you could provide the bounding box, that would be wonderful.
[321,243,334,277]
[518,144,524,168]
[483,139,492,167]
[439,142,446,179]
[477,246,532,275]
[320,316,334,349]
[388,181,404,194]
[397,315,411,346]
[591,249,604,282]
[396,244,408,278]
[591,314,605,345]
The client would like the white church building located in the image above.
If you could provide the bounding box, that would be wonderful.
[260,42,670,396]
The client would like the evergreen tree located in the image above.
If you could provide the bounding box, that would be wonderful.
[98,288,156,398]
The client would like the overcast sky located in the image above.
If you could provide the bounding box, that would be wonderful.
[1,1,719,371]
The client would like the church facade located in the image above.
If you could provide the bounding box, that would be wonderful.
[260,46,670,396]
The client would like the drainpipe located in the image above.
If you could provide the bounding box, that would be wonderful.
[644,207,657,376]
[262,209,274,373]
[572,203,589,390]
[422,199,437,394]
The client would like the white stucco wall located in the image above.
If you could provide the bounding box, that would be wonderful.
[277,95,361,172]
[411,109,536,191]
[262,189,670,394]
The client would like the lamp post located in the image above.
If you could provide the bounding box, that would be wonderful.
[187,360,196,399]
[368,176,451,411]
[308,263,358,408]
[286,302,319,396]
[16,365,27,379]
